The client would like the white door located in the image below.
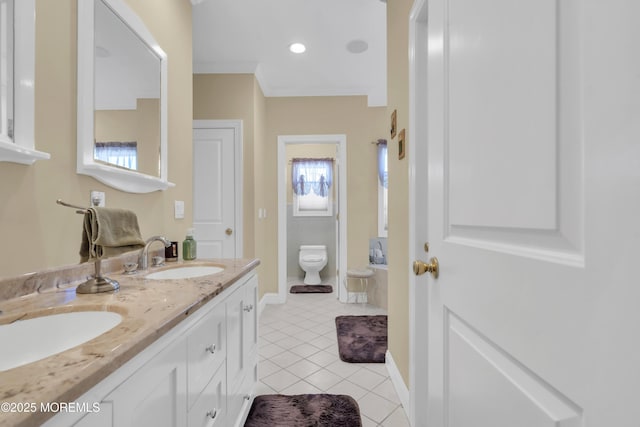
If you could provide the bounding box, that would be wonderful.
[410,0,640,425]
[193,121,242,259]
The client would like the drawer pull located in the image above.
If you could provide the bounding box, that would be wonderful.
[243,304,254,312]
[205,344,216,354]
[206,409,218,419]
[244,394,252,401]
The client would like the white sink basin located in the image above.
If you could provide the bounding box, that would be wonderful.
[145,265,224,280]
[0,311,122,372]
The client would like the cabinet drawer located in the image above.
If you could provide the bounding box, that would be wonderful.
[228,368,256,427]
[188,362,226,427]
[188,302,226,408]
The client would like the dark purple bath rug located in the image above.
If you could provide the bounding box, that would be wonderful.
[244,394,362,427]
[290,284,333,294]
[335,315,387,363]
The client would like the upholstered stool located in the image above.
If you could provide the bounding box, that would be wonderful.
[345,268,374,304]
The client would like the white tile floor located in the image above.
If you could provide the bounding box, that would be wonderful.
[256,280,410,427]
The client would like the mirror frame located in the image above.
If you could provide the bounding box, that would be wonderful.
[77,0,173,193]
[0,0,50,165]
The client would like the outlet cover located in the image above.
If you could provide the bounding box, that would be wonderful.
[90,191,105,207]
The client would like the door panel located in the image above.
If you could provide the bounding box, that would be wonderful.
[193,127,236,258]
[447,312,581,427]
[446,0,583,265]
[448,0,557,231]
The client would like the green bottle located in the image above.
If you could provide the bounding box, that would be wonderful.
[182,228,197,261]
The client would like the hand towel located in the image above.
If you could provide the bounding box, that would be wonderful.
[80,207,145,262]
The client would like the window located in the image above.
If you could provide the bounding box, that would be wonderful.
[292,158,334,216]
[94,141,138,170]
[377,140,388,237]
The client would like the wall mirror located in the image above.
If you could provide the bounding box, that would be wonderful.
[0,0,50,164]
[77,0,173,193]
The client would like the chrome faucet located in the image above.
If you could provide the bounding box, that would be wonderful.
[139,236,171,270]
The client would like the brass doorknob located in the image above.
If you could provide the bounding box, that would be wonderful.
[413,257,439,278]
[225,228,233,236]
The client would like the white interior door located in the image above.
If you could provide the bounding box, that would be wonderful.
[410,0,640,425]
[193,121,242,259]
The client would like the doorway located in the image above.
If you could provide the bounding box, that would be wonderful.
[277,135,347,303]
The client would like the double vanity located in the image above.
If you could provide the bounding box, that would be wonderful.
[0,256,259,427]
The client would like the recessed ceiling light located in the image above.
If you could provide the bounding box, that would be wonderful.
[289,43,306,54]
[346,39,368,54]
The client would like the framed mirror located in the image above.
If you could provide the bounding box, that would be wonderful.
[0,0,50,164]
[77,0,173,193]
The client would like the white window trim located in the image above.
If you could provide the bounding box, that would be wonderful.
[378,181,388,237]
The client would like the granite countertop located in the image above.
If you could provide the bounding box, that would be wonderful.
[0,258,260,427]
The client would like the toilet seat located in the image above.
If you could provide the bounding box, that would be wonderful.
[302,254,325,263]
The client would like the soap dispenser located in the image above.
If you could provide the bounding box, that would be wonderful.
[182,228,197,261]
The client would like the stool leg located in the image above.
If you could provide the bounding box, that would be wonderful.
[363,278,368,306]
[345,276,350,303]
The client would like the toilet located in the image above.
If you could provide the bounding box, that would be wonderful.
[299,245,328,285]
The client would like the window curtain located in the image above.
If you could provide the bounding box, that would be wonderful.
[94,141,138,170]
[377,139,388,188]
[291,158,333,197]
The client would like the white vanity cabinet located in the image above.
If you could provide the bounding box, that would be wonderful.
[45,272,258,427]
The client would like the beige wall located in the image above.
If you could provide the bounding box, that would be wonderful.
[0,0,192,279]
[192,74,259,261]
[386,0,413,385]
[253,79,267,282]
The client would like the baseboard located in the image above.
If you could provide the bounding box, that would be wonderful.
[259,292,285,316]
[386,350,410,416]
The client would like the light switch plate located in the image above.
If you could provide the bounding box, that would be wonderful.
[90,191,105,207]
[174,200,185,219]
